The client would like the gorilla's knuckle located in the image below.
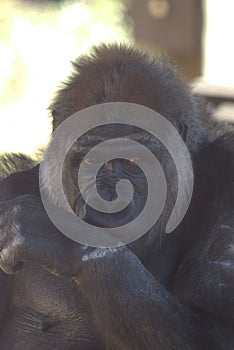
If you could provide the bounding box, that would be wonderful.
[0,244,24,274]
[0,232,24,258]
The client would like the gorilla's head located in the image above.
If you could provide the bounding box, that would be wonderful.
[41,45,208,254]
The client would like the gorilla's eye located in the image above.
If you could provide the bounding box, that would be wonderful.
[83,156,97,165]
[129,157,142,164]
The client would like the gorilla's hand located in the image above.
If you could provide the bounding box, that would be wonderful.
[0,195,79,276]
[0,195,130,279]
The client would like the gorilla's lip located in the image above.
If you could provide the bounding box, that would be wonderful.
[81,205,136,229]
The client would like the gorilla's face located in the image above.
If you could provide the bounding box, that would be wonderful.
[61,124,177,235]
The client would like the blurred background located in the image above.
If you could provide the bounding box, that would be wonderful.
[0,0,233,155]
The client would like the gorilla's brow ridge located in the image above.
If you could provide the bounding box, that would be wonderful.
[76,133,157,148]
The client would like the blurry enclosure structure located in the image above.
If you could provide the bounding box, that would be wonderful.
[0,0,132,154]
[124,0,234,122]
[123,0,203,79]
[193,0,234,122]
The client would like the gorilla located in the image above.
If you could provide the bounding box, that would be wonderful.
[0,45,233,350]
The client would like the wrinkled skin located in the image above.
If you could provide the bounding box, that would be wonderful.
[0,45,234,349]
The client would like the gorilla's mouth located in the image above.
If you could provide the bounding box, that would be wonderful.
[81,203,136,228]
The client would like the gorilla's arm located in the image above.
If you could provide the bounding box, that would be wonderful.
[75,246,206,350]
[0,195,233,350]
[75,245,234,350]
[175,137,234,324]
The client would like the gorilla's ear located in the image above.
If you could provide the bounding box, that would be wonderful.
[178,121,188,143]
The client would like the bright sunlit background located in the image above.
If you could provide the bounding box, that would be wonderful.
[203,0,234,87]
[0,0,132,155]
